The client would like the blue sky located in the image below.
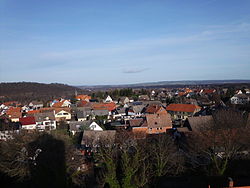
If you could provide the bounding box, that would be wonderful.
[1,0,250,85]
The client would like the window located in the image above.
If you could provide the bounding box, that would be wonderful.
[63,113,69,115]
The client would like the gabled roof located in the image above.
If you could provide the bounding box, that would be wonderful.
[29,101,43,105]
[34,112,55,122]
[166,104,201,113]
[6,107,22,118]
[76,95,91,101]
[185,116,214,131]
[19,116,36,125]
[128,118,147,127]
[145,104,166,114]
[146,113,172,128]
[52,101,63,108]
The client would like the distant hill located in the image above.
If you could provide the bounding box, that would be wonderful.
[77,79,250,90]
[0,82,83,103]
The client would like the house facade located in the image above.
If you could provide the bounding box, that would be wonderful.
[166,103,201,120]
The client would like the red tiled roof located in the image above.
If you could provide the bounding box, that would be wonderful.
[27,110,40,114]
[6,107,22,118]
[145,105,161,114]
[145,105,167,114]
[19,116,36,125]
[76,95,91,101]
[202,89,216,94]
[91,102,116,111]
[52,101,64,108]
[166,104,201,113]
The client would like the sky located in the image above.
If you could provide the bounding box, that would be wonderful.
[1,0,250,85]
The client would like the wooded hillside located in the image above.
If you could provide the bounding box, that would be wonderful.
[0,82,83,103]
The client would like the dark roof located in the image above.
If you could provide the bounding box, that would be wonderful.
[34,112,55,122]
[128,118,147,127]
[77,110,92,119]
[186,116,214,131]
[93,109,109,116]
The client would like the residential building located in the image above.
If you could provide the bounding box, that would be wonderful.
[166,103,201,120]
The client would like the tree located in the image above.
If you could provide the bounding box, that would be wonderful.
[148,135,184,178]
[0,131,42,181]
[94,137,120,188]
[188,109,250,176]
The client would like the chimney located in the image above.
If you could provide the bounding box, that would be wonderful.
[228,177,234,187]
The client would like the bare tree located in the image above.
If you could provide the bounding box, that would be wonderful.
[94,137,120,188]
[188,109,250,176]
[148,134,185,177]
[0,131,41,180]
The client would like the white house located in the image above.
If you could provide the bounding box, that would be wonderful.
[55,109,71,121]
[89,122,103,131]
[230,94,250,105]
[29,101,44,110]
[104,95,113,103]
[34,112,56,130]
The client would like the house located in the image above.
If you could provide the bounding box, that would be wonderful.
[230,94,250,105]
[183,116,214,131]
[34,112,56,130]
[69,121,89,135]
[77,109,92,121]
[69,121,103,135]
[126,104,145,116]
[131,113,172,135]
[52,99,71,108]
[119,97,130,105]
[76,94,91,101]
[112,107,127,119]
[144,104,167,115]
[89,122,103,131]
[29,101,44,110]
[200,89,216,95]
[19,116,37,130]
[104,95,113,103]
[166,103,201,120]
[6,107,22,122]
[54,108,71,121]
[145,113,172,134]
